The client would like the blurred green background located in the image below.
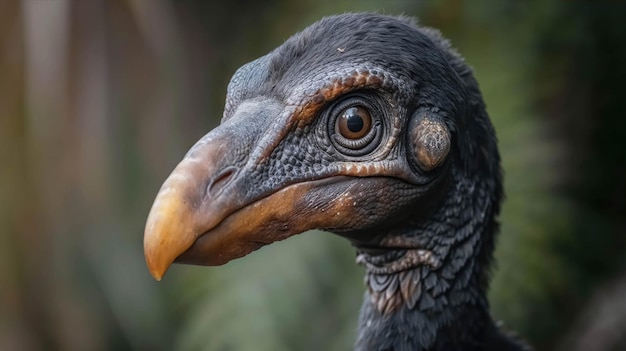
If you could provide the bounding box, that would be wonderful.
[1,0,624,350]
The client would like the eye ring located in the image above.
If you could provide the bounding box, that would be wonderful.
[326,94,384,157]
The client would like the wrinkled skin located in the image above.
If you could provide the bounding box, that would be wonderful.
[144,13,529,351]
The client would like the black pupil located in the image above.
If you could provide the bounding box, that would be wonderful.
[346,108,364,132]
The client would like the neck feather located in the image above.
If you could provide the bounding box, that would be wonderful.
[354,174,500,351]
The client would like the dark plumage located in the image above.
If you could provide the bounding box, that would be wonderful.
[144,13,530,350]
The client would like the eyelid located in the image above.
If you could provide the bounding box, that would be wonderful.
[326,93,384,157]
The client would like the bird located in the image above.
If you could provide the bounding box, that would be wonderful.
[143,13,530,351]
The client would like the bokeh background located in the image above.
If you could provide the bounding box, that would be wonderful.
[1,0,625,350]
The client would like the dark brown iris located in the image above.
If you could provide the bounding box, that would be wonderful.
[336,106,372,139]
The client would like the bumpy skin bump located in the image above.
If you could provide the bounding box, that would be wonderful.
[143,13,530,351]
[410,113,451,172]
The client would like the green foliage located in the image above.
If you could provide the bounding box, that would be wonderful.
[172,233,361,351]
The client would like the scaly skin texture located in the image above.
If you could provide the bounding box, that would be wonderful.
[144,13,531,350]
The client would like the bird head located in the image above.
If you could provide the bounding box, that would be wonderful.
[143,13,501,281]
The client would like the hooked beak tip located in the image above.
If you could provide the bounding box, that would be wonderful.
[143,183,197,282]
[144,225,172,281]
[144,243,166,281]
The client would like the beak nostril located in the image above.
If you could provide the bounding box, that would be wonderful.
[207,167,237,197]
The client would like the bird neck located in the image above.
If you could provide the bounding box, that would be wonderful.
[354,249,492,351]
[354,174,501,351]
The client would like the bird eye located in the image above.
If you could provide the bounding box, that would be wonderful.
[327,96,384,158]
[336,106,372,140]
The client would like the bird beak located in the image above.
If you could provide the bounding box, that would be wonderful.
[143,102,363,281]
[143,127,237,281]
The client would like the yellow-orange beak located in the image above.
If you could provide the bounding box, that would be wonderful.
[143,130,233,280]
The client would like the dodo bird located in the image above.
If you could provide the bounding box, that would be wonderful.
[143,13,530,351]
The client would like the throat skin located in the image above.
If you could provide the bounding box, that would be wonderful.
[352,175,528,351]
[355,247,492,351]
[355,288,522,351]
[353,238,527,351]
